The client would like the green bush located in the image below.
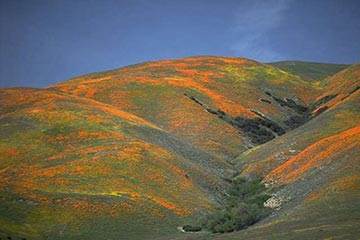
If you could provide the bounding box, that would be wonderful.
[200,177,271,233]
[182,225,202,232]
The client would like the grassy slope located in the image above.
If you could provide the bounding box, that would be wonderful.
[270,61,349,81]
[216,64,360,239]
[156,65,360,240]
[0,88,228,240]
[168,65,360,240]
[0,56,319,240]
[0,57,358,240]
[52,56,319,158]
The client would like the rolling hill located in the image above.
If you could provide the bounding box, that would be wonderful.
[0,56,358,240]
[0,87,227,240]
[177,64,360,240]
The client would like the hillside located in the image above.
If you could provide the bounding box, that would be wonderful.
[0,88,227,240]
[53,56,320,152]
[229,65,360,239]
[193,64,360,240]
[0,57,359,240]
[270,61,349,81]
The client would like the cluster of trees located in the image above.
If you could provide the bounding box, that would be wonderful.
[185,178,271,233]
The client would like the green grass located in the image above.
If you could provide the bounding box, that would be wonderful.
[269,61,348,81]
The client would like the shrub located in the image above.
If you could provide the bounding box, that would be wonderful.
[182,225,202,232]
[200,177,271,233]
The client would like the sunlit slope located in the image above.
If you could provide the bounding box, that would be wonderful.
[225,66,360,239]
[238,64,360,178]
[53,56,319,157]
[0,88,227,240]
[314,64,360,110]
[171,64,360,240]
[270,60,349,81]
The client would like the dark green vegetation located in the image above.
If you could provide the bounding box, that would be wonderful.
[0,56,359,240]
[199,178,270,233]
[270,61,349,81]
[182,225,202,232]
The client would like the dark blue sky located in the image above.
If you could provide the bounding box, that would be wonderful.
[1,0,360,87]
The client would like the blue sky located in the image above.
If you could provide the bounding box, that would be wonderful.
[1,0,360,87]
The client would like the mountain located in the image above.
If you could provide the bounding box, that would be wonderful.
[0,56,358,240]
